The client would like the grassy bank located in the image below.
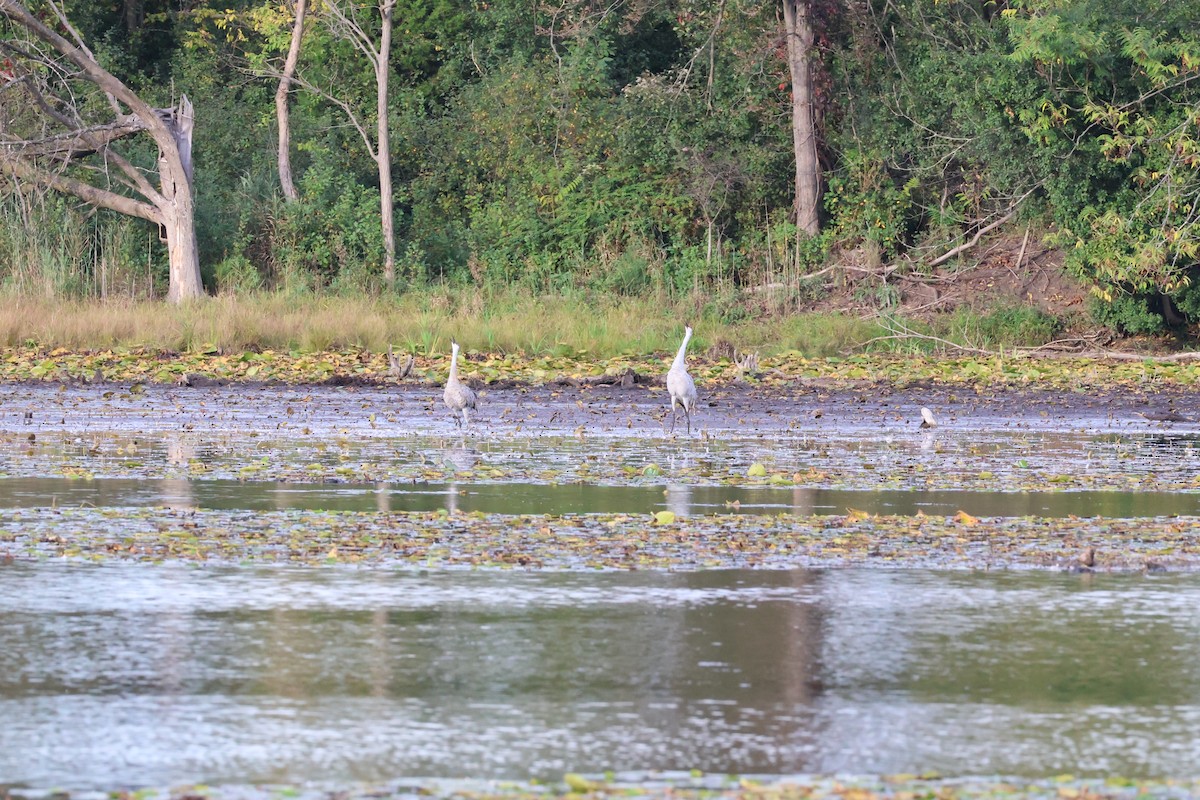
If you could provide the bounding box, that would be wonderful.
[0,289,1073,358]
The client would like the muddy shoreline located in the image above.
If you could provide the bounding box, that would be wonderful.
[0,381,1196,571]
[0,379,1195,437]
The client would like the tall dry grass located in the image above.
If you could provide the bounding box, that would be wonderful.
[0,290,886,358]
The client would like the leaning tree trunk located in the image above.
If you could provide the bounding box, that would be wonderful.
[276,0,307,202]
[783,0,821,237]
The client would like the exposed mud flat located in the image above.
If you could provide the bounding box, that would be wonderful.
[0,382,1198,493]
[0,379,1196,439]
[4,381,1200,796]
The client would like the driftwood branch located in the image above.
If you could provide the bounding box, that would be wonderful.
[927,209,1016,268]
[853,321,1200,363]
[550,367,659,388]
[1069,350,1200,362]
[387,346,414,380]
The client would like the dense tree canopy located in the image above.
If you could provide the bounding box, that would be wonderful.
[1,0,1199,330]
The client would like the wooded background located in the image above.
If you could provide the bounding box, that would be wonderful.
[1,0,1198,334]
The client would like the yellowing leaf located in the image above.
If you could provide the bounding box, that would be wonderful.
[747,462,767,477]
[652,510,676,525]
[564,773,599,793]
[954,510,979,525]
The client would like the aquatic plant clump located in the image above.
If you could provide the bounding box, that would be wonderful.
[1,506,1197,571]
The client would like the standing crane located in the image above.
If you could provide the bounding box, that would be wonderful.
[667,325,698,435]
[443,340,477,429]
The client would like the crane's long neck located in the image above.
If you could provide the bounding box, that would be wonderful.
[672,329,692,370]
[449,344,460,381]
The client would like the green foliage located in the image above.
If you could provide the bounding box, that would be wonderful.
[825,151,918,258]
[949,304,1062,347]
[271,163,388,289]
[10,0,1200,341]
[1086,294,1167,335]
[214,254,264,294]
[0,193,159,299]
[1005,0,1200,327]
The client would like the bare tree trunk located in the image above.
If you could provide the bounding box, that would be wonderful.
[311,0,398,289]
[159,95,202,302]
[123,0,143,32]
[377,0,396,288]
[783,0,821,237]
[275,0,307,202]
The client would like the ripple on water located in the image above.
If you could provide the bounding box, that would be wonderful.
[2,566,1200,788]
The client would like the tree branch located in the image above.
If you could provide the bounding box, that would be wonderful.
[925,185,1040,268]
[0,0,187,180]
[0,116,149,160]
[0,156,161,222]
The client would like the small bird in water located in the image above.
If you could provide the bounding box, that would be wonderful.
[443,340,477,429]
[1061,546,1097,573]
[919,407,938,428]
[1136,409,1193,423]
[667,325,698,435]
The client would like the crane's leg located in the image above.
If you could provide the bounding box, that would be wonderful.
[684,407,691,435]
[462,408,471,429]
[669,401,677,434]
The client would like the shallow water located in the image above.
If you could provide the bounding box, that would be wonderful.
[2,564,1199,789]
[2,474,1200,518]
[1,383,1199,494]
[3,425,1200,498]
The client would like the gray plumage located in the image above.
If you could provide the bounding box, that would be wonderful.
[443,340,477,428]
[667,325,698,435]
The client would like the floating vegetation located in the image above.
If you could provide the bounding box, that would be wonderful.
[1,505,1198,571]
[4,772,1198,800]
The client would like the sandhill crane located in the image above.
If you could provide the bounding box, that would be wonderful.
[443,340,477,428]
[667,325,698,435]
[387,345,414,380]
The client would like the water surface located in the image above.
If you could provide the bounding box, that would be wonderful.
[2,564,1199,788]
[2,475,1200,518]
